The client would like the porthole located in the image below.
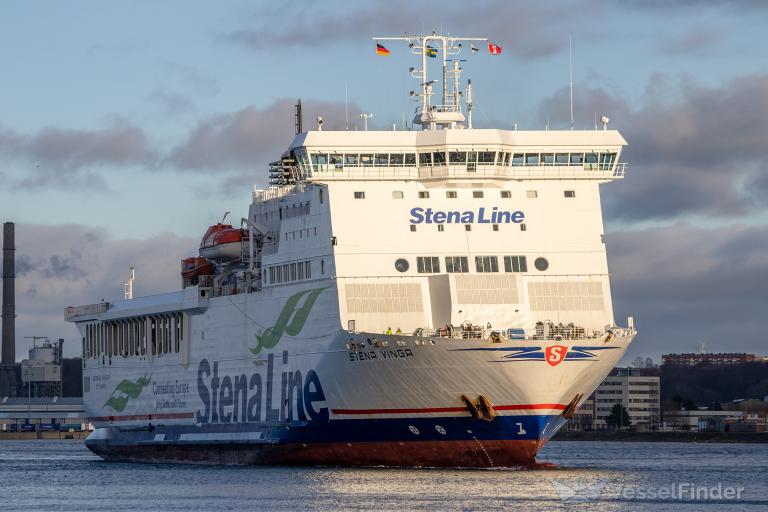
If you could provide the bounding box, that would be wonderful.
[394,258,410,272]
[534,257,549,271]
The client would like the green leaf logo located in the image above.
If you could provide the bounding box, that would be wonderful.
[103,373,152,412]
[251,287,328,354]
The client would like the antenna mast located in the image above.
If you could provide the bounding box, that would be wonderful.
[373,33,487,130]
[569,36,574,130]
[295,99,303,134]
[124,267,135,300]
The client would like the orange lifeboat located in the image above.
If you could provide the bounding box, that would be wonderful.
[181,256,214,283]
[199,223,248,261]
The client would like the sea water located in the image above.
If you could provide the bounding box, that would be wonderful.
[1,439,765,511]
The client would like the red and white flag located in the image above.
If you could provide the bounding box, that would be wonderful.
[487,42,502,55]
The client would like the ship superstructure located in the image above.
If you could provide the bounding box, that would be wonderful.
[65,33,635,467]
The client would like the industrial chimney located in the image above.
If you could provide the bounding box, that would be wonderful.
[2,222,15,364]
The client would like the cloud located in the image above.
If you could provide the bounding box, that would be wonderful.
[659,28,721,55]
[538,73,768,221]
[220,0,602,60]
[166,98,363,174]
[608,222,768,362]
[161,61,220,97]
[0,120,157,190]
[147,90,195,115]
[11,223,197,359]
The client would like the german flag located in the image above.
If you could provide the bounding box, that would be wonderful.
[376,43,390,56]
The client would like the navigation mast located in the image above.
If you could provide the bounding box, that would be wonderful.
[373,33,487,130]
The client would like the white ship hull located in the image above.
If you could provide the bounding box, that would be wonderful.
[77,284,633,467]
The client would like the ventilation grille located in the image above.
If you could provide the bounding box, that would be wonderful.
[528,281,604,311]
[345,283,423,313]
[454,274,519,304]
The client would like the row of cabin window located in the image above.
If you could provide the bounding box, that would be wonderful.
[355,190,575,199]
[411,223,528,232]
[284,227,318,241]
[83,314,183,360]
[417,255,529,274]
[308,151,617,168]
[266,260,312,284]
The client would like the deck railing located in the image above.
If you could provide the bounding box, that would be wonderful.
[300,162,626,181]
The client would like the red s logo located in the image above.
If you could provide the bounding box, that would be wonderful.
[545,345,568,367]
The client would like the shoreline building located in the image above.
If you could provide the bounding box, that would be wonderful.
[572,367,660,430]
[662,353,764,367]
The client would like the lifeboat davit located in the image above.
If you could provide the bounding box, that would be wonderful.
[199,223,247,261]
[181,256,214,283]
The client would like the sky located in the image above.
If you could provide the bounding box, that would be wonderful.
[1,0,767,362]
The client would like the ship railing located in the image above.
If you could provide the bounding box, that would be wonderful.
[303,162,626,181]
[418,325,629,342]
[415,104,462,114]
[64,302,111,321]
[252,185,301,202]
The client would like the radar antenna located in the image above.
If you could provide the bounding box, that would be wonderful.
[373,33,487,130]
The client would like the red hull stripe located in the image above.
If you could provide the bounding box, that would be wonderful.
[331,403,567,415]
[91,412,194,422]
[92,405,566,421]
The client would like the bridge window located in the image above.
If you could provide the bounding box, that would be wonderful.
[460,152,473,172]
[405,154,417,166]
[570,153,584,165]
[475,256,499,273]
[504,255,528,273]
[433,151,446,165]
[525,153,539,165]
[311,154,328,166]
[540,153,554,166]
[325,154,341,170]
[344,154,359,166]
[419,153,432,166]
[375,154,389,166]
[390,154,404,166]
[449,151,466,164]
[600,152,617,169]
[445,256,469,273]
[556,153,569,165]
[477,152,495,165]
[360,154,374,166]
[512,153,524,166]
[417,256,440,273]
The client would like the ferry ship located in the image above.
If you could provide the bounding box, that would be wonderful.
[65,33,635,467]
